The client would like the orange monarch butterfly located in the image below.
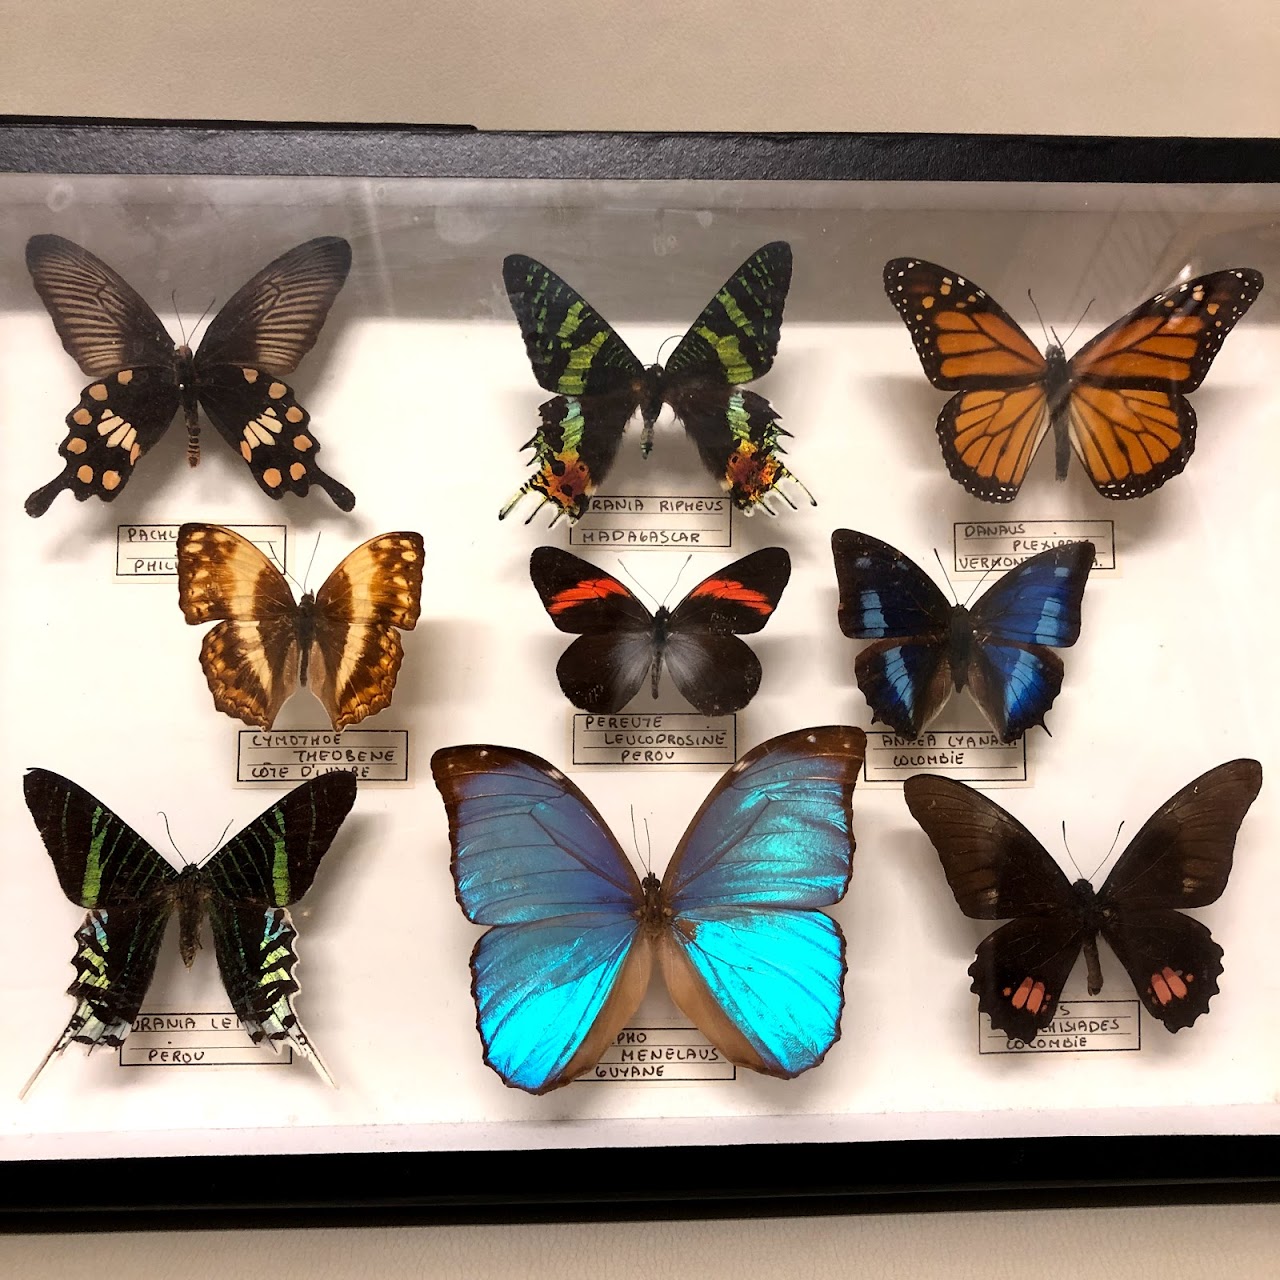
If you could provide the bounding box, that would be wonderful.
[884,258,1263,502]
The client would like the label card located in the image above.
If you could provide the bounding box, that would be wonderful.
[120,1012,292,1069]
[978,1000,1142,1054]
[237,728,410,784]
[116,522,287,579]
[569,494,732,548]
[952,519,1116,573]
[571,713,737,767]
[575,1025,736,1085]
[862,716,1028,785]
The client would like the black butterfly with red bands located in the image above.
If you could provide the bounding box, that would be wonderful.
[529,546,791,716]
[904,762,1262,1044]
[25,235,355,516]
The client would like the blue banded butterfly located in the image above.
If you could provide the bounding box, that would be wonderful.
[22,769,356,1094]
[431,726,865,1093]
[831,529,1094,744]
[904,762,1262,1042]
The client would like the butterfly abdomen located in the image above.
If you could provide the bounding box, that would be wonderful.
[641,365,665,456]
[296,592,318,687]
[650,606,671,698]
[176,869,208,968]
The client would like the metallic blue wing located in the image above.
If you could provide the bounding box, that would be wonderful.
[852,638,954,741]
[431,745,642,924]
[663,907,846,1078]
[831,528,952,640]
[968,541,1094,646]
[664,726,863,912]
[470,912,644,1093]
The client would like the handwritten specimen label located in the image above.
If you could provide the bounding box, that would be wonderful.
[978,1000,1141,1054]
[120,1012,291,1068]
[952,519,1115,573]
[571,713,737,767]
[116,522,287,578]
[570,495,733,548]
[237,729,409,783]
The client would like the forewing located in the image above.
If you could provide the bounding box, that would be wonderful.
[501,254,645,396]
[903,775,1078,918]
[177,523,302,729]
[208,902,332,1081]
[659,907,844,1078]
[23,768,177,908]
[200,771,357,907]
[1070,268,1263,393]
[195,237,352,374]
[468,914,648,1093]
[431,745,642,924]
[1100,910,1223,1031]
[529,547,653,635]
[668,547,791,636]
[502,391,635,524]
[196,362,355,510]
[1099,760,1263,911]
[26,234,174,375]
[26,368,181,516]
[937,384,1051,502]
[883,258,1047,390]
[667,383,807,514]
[831,529,952,640]
[665,242,793,385]
[314,531,425,628]
[662,726,864,911]
[969,915,1088,1044]
[966,640,1065,743]
[969,542,1094,647]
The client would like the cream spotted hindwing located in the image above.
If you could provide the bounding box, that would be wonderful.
[25,235,354,516]
[177,524,424,731]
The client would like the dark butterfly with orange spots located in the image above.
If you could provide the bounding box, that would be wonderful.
[501,244,811,524]
[529,546,790,716]
[25,235,355,516]
[884,257,1263,501]
[903,762,1263,1044]
[177,524,423,731]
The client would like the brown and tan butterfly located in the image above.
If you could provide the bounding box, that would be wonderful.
[177,524,424,730]
[884,258,1263,501]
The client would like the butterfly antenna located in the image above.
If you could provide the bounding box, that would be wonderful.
[644,817,653,875]
[173,291,188,346]
[189,295,218,348]
[205,818,235,862]
[615,560,662,612]
[1086,821,1126,883]
[1027,289,1051,347]
[303,531,322,594]
[1061,298,1095,348]
[961,561,999,608]
[655,333,683,365]
[932,548,960,606]
[158,810,187,866]
[629,805,647,875]
[1061,821,1085,880]
[659,554,694,610]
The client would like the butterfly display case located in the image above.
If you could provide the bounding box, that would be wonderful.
[1,123,1279,1220]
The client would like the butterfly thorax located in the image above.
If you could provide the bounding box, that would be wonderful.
[639,365,666,457]
[636,871,671,937]
[1043,344,1074,481]
[175,867,210,968]
[296,590,318,686]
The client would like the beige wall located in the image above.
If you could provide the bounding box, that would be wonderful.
[2,2,1279,1275]
[1,0,1278,136]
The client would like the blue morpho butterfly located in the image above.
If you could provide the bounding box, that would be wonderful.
[831,529,1095,744]
[430,725,865,1094]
